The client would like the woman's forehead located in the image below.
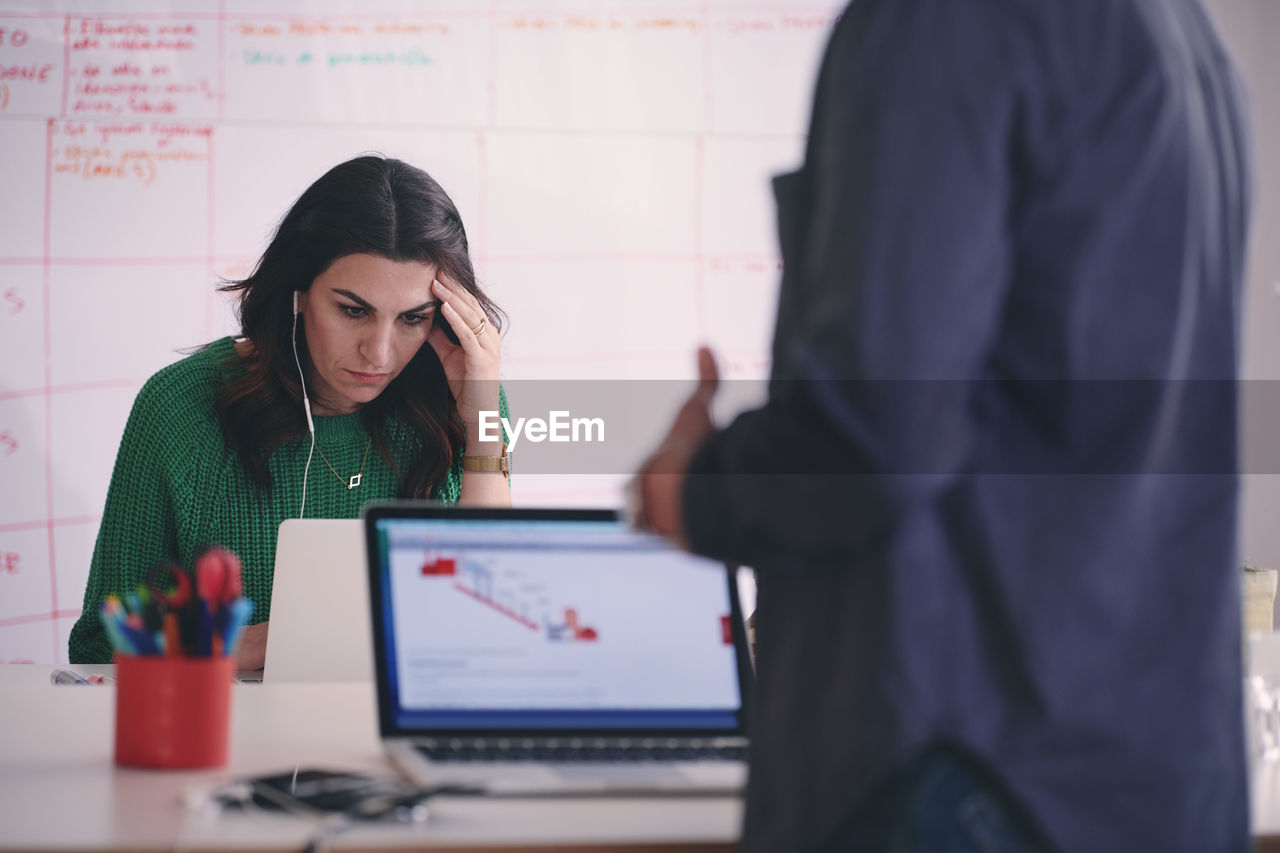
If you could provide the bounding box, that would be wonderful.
[316,254,438,305]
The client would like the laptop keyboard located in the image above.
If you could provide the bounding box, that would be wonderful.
[415,738,747,763]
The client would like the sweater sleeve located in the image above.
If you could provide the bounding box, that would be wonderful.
[68,375,181,663]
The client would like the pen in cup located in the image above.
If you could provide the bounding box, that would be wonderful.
[103,548,250,659]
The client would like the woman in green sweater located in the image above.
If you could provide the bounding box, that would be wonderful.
[69,155,511,667]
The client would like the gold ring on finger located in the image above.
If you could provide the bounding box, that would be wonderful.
[470,317,488,337]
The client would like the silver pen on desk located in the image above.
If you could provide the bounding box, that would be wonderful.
[49,669,91,685]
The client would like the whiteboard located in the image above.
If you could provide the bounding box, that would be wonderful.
[0,1,841,662]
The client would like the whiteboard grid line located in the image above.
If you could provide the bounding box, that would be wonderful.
[58,15,69,117]
[0,252,784,266]
[0,116,803,143]
[0,379,142,403]
[476,131,488,271]
[0,610,83,631]
[0,343,776,400]
[691,0,710,341]
[204,118,218,342]
[694,135,707,341]
[0,516,101,536]
[485,0,497,128]
[211,0,224,355]
[41,116,61,664]
[0,7,837,23]
[0,344,767,401]
[216,0,226,124]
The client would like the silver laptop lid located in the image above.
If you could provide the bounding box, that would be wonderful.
[265,519,371,683]
[364,505,754,739]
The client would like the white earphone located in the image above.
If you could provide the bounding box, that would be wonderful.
[292,291,317,518]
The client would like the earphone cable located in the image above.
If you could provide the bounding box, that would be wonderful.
[300,433,315,518]
[291,293,316,518]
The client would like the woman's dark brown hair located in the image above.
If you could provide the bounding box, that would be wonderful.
[217,154,504,497]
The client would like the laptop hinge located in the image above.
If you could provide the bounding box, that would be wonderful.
[413,736,748,749]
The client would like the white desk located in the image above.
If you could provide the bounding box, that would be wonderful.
[0,666,740,851]
[8,664,1280,851]
[1255,756,1280,852]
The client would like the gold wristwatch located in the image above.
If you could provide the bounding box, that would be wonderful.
[462,443,510,476]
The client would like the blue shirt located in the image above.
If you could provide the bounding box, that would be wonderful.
[683,0,1253,850]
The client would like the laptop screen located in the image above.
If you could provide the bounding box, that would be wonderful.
[365,507,752,736]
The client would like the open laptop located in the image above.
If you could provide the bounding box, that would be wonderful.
[264,519,373,683]
[363,504,753,795]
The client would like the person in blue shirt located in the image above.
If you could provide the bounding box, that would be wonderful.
[634,0,1253,850]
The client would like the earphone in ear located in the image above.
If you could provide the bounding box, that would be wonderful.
[290,291,315,436]
[291,290,317,517]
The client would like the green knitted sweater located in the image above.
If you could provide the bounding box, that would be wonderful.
[68,336,498,664]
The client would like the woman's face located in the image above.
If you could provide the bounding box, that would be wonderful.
[297,253,439,415]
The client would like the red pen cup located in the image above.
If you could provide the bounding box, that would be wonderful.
[114,653,234,769]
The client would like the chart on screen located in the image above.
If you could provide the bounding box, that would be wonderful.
[387,540,739,710]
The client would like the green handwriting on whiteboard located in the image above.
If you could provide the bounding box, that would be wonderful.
[242,49,285,66]
[327,49,432,69]
[240,48,433,69]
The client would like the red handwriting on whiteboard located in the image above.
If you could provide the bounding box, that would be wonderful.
[0,64,52,84]
[723,357,771,377]
[500,13,704,33]
[707,256,784,275]
[4,288,22,314]
[1,552,18,574]
[781,15,835,31]
[0,22,50,109]
[69,71,217,115]
[68,20,212,115]
[0,431,17,456]
[216,261,251,280]
[0,27,31,46]
[51,120,211,184]
[75,19,197,52]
